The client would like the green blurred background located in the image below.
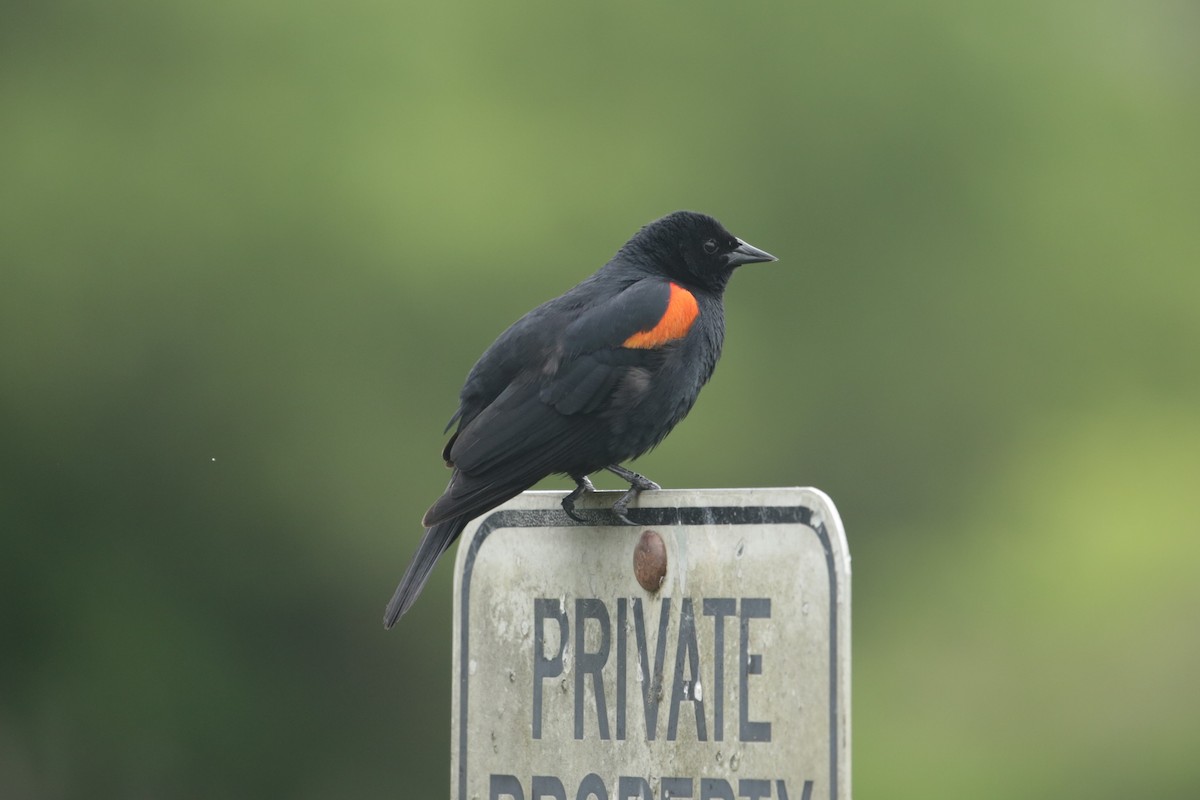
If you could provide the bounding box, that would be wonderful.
[3,1,1198,797]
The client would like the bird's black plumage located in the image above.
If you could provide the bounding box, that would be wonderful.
[384,211,776,627]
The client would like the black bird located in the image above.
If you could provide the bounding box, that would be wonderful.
[384,211,776,627]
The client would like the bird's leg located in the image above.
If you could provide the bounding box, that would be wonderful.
[605,464,661,525]
[562,474,596,522]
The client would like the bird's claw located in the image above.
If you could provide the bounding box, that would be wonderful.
[610,487,641,526]
[562,475,596,523]
[603,464,660,525]
[562,498,588,523]
[612,508,636,526]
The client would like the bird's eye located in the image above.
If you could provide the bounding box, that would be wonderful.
[703,238,718,254]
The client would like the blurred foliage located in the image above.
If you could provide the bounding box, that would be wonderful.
[2,0,1198,797]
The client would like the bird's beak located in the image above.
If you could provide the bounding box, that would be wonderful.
[726,238,778,267]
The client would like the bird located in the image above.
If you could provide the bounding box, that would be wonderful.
[384,211,777,628]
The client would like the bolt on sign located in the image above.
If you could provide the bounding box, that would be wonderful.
[451,487,850,800]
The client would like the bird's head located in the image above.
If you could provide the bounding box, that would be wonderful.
[624,210,777,293]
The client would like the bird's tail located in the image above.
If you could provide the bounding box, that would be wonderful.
[383,515,470,629]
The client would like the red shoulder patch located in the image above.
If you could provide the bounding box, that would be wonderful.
[622,283,700,349]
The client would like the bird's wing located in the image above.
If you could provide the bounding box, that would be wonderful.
[541,278,698,413]
[562,278,698,355]
[443,279,696,470]
[423,382,602,524]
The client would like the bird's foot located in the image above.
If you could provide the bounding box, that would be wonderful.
[605,463,661,491]
[605,464,660,525]
[562,474,596,522]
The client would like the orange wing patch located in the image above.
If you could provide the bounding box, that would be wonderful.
[622,283,700,349]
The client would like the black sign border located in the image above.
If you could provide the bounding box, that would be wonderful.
[458,503,843,800]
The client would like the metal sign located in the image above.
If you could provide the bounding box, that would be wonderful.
[451,487,850,800]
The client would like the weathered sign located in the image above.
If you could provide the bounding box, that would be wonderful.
[451,487,850,800]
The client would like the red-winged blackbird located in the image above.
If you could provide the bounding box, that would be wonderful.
[384,211,776,627]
